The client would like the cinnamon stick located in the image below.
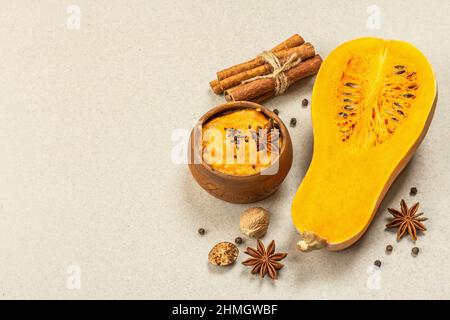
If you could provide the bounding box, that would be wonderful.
[252,92,275,104]
[216,34,305,81]
[270,34,304,52]
[210,79,224,95]
[224,55,323,102]
[211,43,316,94]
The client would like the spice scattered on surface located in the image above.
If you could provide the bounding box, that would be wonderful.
[242,240,287,280]
[412,247,420,256]
[240,207,270,238]
[208,242,239,266]
[386,199,427,241]
[302,98,309,107]
[410,187,418,196]
[235,237,244,245]
[290,118,297,127]
[374,260,382,267]
[273,109,279,115]
[386,245,393,254]
[198,228,206,235]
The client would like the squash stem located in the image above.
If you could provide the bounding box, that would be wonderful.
[296,231,327,252]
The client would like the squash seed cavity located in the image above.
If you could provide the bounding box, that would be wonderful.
[336,57,419,146]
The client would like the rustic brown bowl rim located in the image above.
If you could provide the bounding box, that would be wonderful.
[193,101,291,180]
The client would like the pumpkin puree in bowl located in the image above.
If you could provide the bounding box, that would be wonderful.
[202,108,283,176]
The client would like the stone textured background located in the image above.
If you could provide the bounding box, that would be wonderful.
[0,0,448,299]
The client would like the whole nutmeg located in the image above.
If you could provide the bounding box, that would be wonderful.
[208,242,239,266]
[239,207,270,238]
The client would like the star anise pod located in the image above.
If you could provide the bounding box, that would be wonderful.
[242,240,287,280]
[250,127,280,153]
[386,199,427,241]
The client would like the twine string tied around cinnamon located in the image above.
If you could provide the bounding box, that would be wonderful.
[242,51,302,95]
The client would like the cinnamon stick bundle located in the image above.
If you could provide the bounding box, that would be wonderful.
[211,43,316,94]
[209,34,322,102]
[210,34,305,94]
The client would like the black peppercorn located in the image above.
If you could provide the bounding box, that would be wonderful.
[290,118,297,127]
[412,247,419,256]
[235,237,243,245]
[410,187,418,196]
[273,109,279,115]
[302,98,309,107]
[374,260,381,267]
[386,245,393,254]
[198,228,206,235]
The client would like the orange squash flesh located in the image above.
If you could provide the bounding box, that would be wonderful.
[292,38,437,251]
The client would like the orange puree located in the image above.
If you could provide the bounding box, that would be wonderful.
[202,109,282,176]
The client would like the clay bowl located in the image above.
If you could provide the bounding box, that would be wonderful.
[188,101,293,204]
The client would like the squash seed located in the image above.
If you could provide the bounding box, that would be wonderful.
[394,65,405,69]
[391,117,399,122]
[403,93,415,98]
[345,82,359,88]
[395,70,406,75]
[394,102,402,108]
[343,105,355,111]
[397,110,405,116]
[338,112,348,117]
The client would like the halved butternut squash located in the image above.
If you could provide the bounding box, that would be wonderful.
[292,38,437,251]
